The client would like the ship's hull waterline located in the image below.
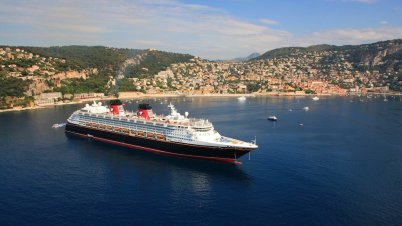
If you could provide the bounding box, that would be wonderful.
[65,123,253,163]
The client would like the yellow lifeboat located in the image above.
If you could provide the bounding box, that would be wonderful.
[156,134,165,140]
[146,133,155,138]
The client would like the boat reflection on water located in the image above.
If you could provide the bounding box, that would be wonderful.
[66,133,253,185]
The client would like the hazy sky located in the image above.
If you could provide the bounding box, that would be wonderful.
[1,0,402,59]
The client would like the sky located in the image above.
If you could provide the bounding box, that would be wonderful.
[1,0,402,59]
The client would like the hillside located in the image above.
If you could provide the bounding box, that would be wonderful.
[0,46,194,108]
[256,40,402,73]
[20,46,129,71]
[1,40,402,110]
[124,49,194,79]
[252,40,402,91]
[229,52,261,62]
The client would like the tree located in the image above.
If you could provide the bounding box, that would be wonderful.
[21,70,28,76]
[304,89,316,94]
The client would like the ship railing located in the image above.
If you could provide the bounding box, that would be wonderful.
[188,118,212,126]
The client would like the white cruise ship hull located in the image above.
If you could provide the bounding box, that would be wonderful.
[65,123,254,164]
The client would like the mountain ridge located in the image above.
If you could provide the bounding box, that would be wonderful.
[256,39,402,60]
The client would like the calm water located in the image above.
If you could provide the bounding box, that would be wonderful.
[0,96,401,225]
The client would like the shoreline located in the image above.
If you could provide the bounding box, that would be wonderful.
[1,92,400,113]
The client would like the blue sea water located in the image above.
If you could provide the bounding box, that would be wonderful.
[0,96,401,225]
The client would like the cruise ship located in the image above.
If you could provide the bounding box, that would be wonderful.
[65,100,258,163]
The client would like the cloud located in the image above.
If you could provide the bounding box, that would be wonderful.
[0,0,109,33]
[133,40,164,47]
[1,0,293,58]
[299,27,402,46]
[0,0,399,59]
[260,18,279,25]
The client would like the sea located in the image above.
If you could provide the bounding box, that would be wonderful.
[0,96,401,225]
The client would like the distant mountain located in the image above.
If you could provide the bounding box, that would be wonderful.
[221,52,261,62]
[243,52,260,61]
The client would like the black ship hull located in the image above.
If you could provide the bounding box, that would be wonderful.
[65,123,253,163]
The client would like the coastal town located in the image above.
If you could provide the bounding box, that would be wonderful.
[1,43,401,111]
[129,42,401,96]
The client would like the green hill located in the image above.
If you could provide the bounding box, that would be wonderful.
[0,46,195,109]
[125,50,193,79]
[21,46,128,71]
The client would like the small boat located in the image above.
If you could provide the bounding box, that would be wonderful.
[52,123,66,128]
[267,116,278,121]
[303,106,309,111]
[238,96,246,101]
[156,134,165,140]
[312,96,319,101]
[146,132,155,138]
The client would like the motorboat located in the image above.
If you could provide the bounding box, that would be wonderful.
[52,123,66,128]
[267,116,278,121]
[238,96,246,101]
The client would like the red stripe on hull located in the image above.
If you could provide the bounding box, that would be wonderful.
[66,131,241,164]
